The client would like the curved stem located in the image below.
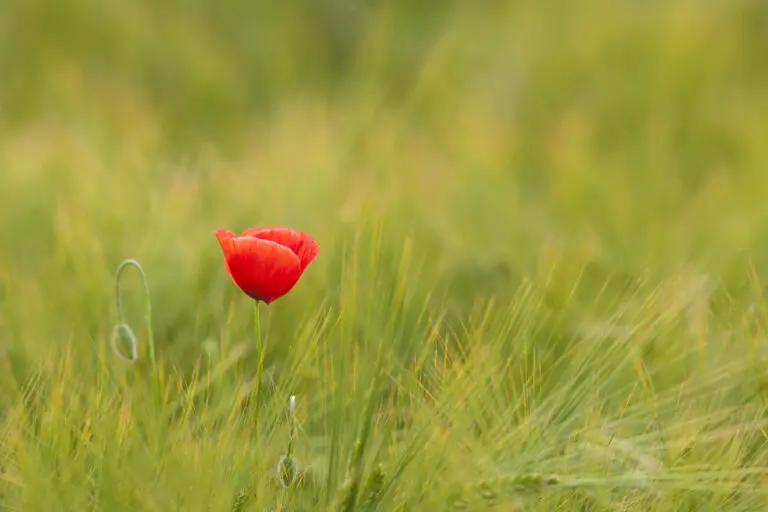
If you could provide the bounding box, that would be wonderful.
[253,300,264,434]
[115,258,159,404]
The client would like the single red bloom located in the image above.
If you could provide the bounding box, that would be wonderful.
[215,227,319,304]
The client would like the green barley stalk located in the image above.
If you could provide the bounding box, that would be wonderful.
[359,464,385,510]
[332,235,412,512]
[330,315,390,512]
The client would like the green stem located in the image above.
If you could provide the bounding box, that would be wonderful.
[254,300,264,434]
[287,395,296,459]
[115,259,159,404]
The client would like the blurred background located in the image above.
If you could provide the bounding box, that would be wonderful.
[1,0,768,373]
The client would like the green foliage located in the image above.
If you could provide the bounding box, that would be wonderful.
[2,0,768,510]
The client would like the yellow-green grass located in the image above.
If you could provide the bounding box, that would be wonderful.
[2,1,768,510]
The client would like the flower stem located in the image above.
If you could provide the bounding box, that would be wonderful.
[114,259,159,405]
[253,300,264,434]
[287,395,296,460]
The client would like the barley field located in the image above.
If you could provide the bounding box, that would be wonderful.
[2,1,768,510]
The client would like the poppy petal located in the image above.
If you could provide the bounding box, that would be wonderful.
[214,229,237,281]
[215,230,302,303]
[241,227,319,272]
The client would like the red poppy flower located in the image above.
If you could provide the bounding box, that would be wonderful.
[215,227,319,304]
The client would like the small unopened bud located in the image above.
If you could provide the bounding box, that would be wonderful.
[111,323,138,363]
[277,454,300,489]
